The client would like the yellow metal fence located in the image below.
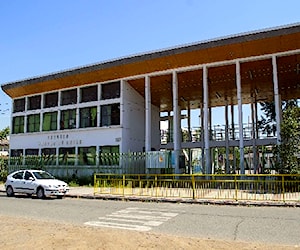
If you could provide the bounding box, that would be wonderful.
[94,174,300,203]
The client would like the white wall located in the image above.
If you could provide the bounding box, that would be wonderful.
[122,81,145,152]
[9,127,122,150]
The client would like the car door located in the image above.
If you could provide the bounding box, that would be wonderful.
[10,171,25,193]
[20,171,36,194]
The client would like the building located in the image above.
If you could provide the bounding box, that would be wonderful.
[1,23,300,175]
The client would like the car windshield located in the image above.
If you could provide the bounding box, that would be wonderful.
[32,171,55,180]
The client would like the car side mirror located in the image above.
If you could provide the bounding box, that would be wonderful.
[29,177,34,181]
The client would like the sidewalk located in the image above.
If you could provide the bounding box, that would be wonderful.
[1,183,299,207]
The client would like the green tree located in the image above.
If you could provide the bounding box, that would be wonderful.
[273,105,300,174]
[0,126,9,140]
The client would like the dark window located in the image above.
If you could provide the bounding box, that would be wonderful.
[79,107,97,128]
[60,109,76,130]
[43,112,57,131]
[59,147,75,165]
[100,103,120,126]
[27,114,40,132]
[25,149,39,155]
[41,148,56,155]
[28,95,41,110]
[100,145,119,153]
[101,81,120,100]
[11,149,23,157]
[80,85,98,103]
[61,89,77,105]
[78,146,96,165]
[24,171,34,180]
[13,98,25,113]
[12,171,24,180]
[12,116,24,134]
[44,92,58,108]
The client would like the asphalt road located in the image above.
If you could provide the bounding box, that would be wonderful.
[0,193,299,246]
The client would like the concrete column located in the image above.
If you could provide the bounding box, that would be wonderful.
[272,56,281,144]
[145,76,152,152]
[225,101,230,173]
[172,71,181,174]
[203,66,211,174]
[236,61,245,174]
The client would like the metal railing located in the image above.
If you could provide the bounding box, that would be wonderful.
[94,174,300,203]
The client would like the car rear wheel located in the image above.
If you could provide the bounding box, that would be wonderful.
[36,187,45,199]
[6,186,14,197]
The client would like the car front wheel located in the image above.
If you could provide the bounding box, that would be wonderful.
[36,187,45,199]
[6,186,14,197]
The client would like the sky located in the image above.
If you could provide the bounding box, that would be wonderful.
[0,0,300,130]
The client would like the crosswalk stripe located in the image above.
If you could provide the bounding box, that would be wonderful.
[84,207,179,232]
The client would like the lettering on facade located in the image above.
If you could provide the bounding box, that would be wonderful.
[38,133,82,147]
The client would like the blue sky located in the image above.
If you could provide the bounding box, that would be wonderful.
[1,0,299,129]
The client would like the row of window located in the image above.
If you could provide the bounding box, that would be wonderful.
[11,146,119,166]
[13,81,120,113]
[12,103,120,134]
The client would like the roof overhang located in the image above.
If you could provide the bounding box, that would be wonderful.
[2,23,300,111]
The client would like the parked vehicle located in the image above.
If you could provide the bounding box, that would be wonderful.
[5,169,69,199]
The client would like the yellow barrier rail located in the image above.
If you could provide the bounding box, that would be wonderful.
[94,174,300,203]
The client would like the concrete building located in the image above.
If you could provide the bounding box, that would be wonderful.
[1,23,300,175]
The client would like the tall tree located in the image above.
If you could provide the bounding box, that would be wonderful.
[273,105,300,174]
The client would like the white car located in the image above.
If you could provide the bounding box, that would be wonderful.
[5,170,69,199]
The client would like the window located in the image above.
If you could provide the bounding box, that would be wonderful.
[80,85,97,103]
[12,171,24,180]
[59,147,75,165]
[61,89,77,105]
[41,148,56,165]
[27,114,40,132]
[79,107,97,128]
[25,149,39,155]
[78,146,96,165]
[13,98,25,113]
[25,149,39,165]
[99,146,119,165]
[11,149,23,157]
[43,112,57,131]
[28,95,41,110]
[101,81,120,100]
[12,116,24,134]
[100,104,120,126]
[44,92,58,108]
[60,109,76,130]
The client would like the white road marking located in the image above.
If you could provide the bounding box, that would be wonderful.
[84,207,179,232]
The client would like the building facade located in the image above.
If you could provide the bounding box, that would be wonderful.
[2,23,300,175]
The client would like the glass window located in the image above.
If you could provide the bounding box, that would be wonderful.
[101,81,120,100]
[78,146,96,165]
[79,106,97,128]
[80,85,98,103]
[12,116,24,134]
[42,112,57,131]
[59,147,75,165]
[41,148,57,165]
[25,149,39,155]
[28,95,41,110]
[99,146,119,166]
[12,171,24,180]
[13,98,25,113]
[10,149,23,157]
[61,89,77,105]
[44,92,58,108]
[100,103,120,126]
[60,109,76,130]
[27,114,40,132]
